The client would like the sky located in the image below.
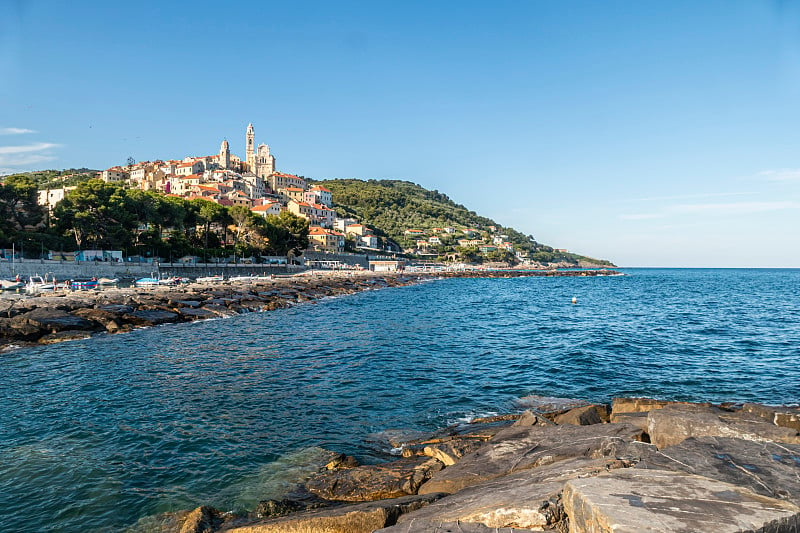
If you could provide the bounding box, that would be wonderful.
[2,0,800,267]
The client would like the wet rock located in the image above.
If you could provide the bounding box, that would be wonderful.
[38,330,93,344]
[392,457,627,531]
[179,506,224,533]
[324,453,360,470]
[743,403,800,432]
[470,414,522,424]
[636,436,800,505]
[254,499,304,518]
[124,310,181,326]
[562,468,800,533]
[99,304,135,314]
[200,304,239,317]
[554,404,608,426]
[177,308,218,319]
[225,493,446,533]
[647,404,800,450]
[418,423,646,495]
[305,457,444,501]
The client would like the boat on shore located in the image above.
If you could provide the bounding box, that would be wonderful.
[0,279,25,290]
[26,275,56,292]
[97,277,119,286]
[70,278,99,291]
[134,277,160,287]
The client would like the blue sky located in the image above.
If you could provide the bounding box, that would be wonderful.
[2,1,800,267]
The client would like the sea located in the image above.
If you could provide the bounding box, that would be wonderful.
[1,268,798,532]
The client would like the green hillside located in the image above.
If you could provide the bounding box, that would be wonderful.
[318,178,614,266]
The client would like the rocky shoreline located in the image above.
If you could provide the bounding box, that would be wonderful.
[0,268,618,350]
[130,395,800,533]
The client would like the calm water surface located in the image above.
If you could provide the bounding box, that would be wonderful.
[1,269,799,531]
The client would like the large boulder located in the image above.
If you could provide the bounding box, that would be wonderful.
[647,404,800,449]
[13,308,97,333]
[305,457,444,502]
[123,310,181,326]
[636,436,800,505]
[563,469,800,532]
[553,404,608,426]
[611,397,710,415]
[390,457,627,531]
[224,493,446,533]
[418,423,647,495]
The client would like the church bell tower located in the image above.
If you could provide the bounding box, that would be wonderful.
[246,123,255,172]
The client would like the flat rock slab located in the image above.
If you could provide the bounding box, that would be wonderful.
[224,493,446,533]
[305,457,444,501]
[648,404,800,450]
[395,457,627,531]
[743,403,800,432]
[513,395,591,416]
[378,522,542,532]
[562,469,800,533]
[418,423,646,495]
[636,436,800,505]
[611,397,710,415]
[15,308,97,332]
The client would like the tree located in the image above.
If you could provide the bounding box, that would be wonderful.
[0,175,45,239]
[52,179,137,249]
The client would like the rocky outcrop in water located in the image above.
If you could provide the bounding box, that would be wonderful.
[140,396,800,533]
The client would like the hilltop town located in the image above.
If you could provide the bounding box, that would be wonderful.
[8,124,612,268]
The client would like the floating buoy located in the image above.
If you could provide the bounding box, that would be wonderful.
[572,296,577,304]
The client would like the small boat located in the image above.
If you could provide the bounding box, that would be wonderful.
[97,277,119,285]
[70,278,99,290]
[0,279,24,290]
[26,275,56,292]
[196,275,225,283]
[134,277,160,287]
[158,277,181,286]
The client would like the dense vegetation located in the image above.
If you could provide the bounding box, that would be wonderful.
[0,178,308,261]
[2,168,99,190]
[318,179,614,265]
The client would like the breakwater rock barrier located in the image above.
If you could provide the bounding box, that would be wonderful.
[0,269,618,349]
[128,395,800,533]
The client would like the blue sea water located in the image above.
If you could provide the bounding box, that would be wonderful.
[1,268,799,531]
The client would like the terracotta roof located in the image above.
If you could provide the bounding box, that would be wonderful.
[311,185,331,192]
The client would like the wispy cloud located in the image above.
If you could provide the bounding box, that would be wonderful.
[0,142,60,155]
[0,127,37,135]
[0,142,61,172]
[755,169,800,182]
